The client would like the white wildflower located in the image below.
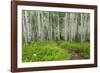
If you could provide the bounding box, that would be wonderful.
[33,54,37,56]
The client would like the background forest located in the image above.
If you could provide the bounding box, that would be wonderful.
[22,10,90,62]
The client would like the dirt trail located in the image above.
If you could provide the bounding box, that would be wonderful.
[69,51,84,60]
[64,49,85,60]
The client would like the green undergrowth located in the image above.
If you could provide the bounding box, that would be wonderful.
[22,41,90,62]
[59,41,90,58]
[22,41,70,62]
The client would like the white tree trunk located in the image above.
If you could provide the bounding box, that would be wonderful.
[37,11,41,40]
[23,11,32,43]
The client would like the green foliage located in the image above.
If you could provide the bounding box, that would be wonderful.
[22,41,70,62]
[22,40,90,62]
[85,33,90,42]
[74,34,81,42]
[59,41,90,58]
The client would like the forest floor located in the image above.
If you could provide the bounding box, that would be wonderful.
[22,41,90,62]
[64,49,85,60]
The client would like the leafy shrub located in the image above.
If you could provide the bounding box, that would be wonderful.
[22,41,70,62]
